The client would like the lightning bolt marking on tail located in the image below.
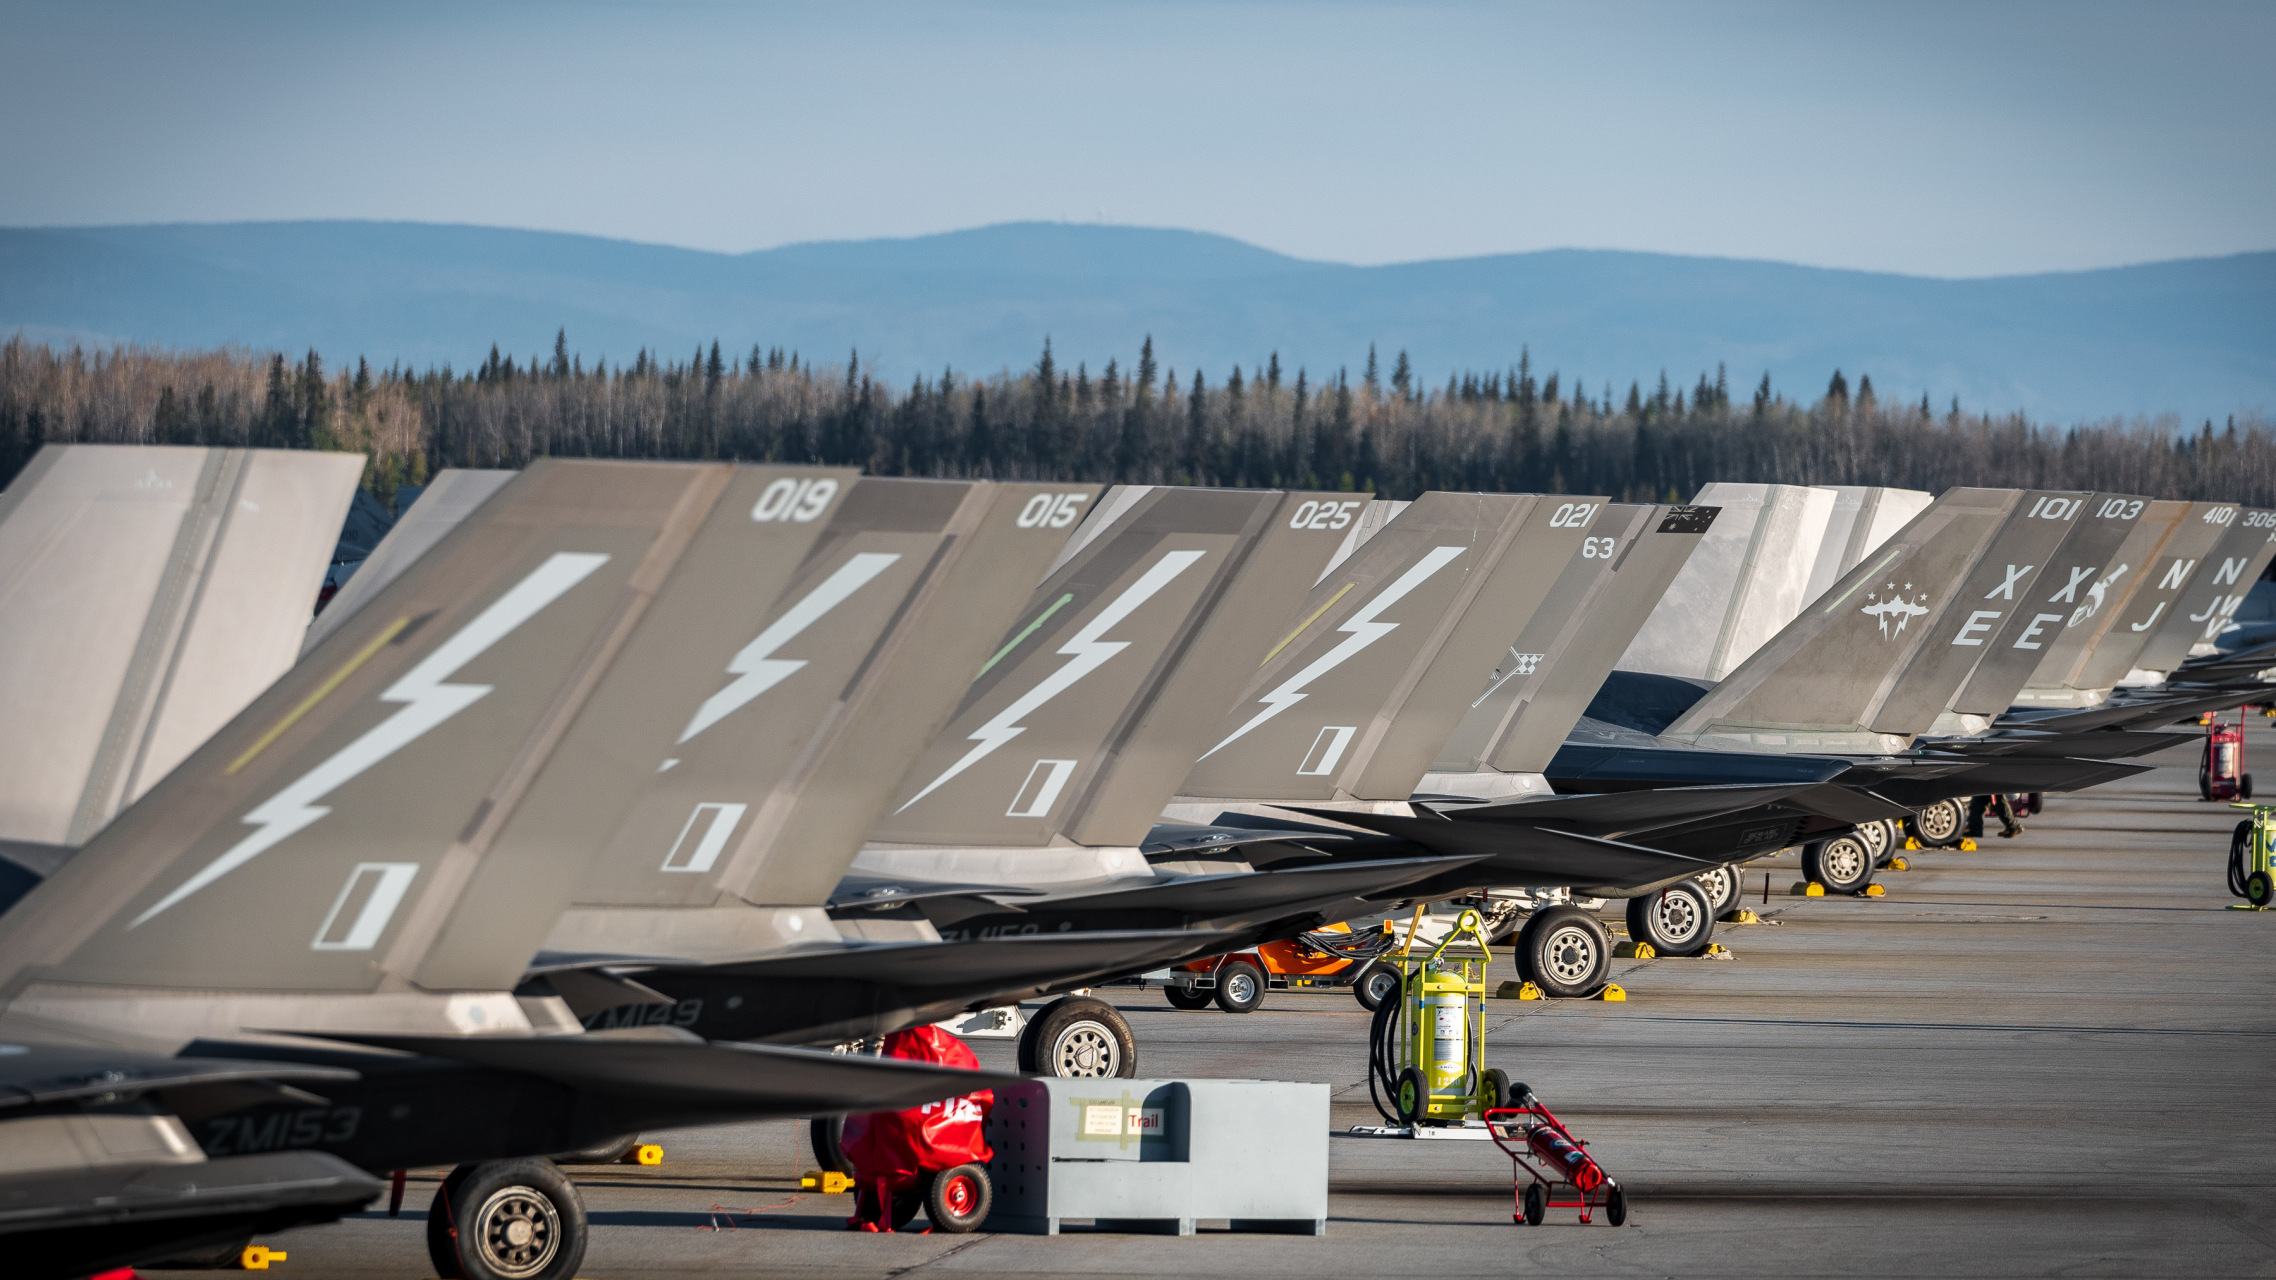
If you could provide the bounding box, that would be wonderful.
[129,552,611,928]
[1197,544,1467,761]
[894,549,1206,814]
[677,551,901,745]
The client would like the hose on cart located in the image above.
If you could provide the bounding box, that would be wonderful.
[1365,979,1402,1124]
[1294,927,1396,960]
[2231,819,2254,899]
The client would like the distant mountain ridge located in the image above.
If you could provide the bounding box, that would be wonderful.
[2,219,2269,424]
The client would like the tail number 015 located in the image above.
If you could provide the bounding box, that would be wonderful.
[1018,492,1091,529]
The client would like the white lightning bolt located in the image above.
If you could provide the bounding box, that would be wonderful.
[1198,544,1467,761]
[894,549,1206,814]
[129,552,610,928]
[677,551,901,745]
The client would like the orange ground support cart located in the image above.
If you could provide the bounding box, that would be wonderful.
[1160,922,1403,1013]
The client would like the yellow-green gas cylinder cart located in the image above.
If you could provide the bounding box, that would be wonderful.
[2229,802,2276,907]
[1369,908,1514,1127]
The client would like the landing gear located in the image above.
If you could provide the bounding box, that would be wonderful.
[426,1159,586,1280]
[1018,995,1137,1078]
[1624,881,1715,956]
[1802,833,1878,896]
[1905,798,1966,848]
[1857,818,1893,867]
[1515,905,1610,998]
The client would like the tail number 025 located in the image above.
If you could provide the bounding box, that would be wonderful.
[1289,500,1363,530]
[1018,492,1091,529]
[752,477,839,523]
[1549,502,1598,528]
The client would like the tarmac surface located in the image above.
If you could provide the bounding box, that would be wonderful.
[252,731,2276,1278]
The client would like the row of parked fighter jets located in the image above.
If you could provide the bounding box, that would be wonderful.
[3,444,2274,1279]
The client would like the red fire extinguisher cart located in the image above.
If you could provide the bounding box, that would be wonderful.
[840,1026,996,1234]
[2202,709,2254,802]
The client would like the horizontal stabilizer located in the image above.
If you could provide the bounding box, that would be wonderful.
[1918,729,2200,760]
[1049,855,1484,918]
[300,1030,1016,1117]
[827,879,1047,915]
[1139,822,1354,856]
[1997,686,2275,734]
[1874,757,2149,805]
[1285,811,1724,893]
[646,929,1226,987]
[1410,783,1818,838]
[0,1046,359,1110]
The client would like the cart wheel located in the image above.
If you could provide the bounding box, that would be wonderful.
[1606,1184,1628,1226]
[2250,870,2276,908]
[2025,792,2045,816]
[1522,1182,1546,1226]
[1163,985,1213,1010]
[1353,961,1402,1012]
[2245,774,2256,800]
[1481,1068,1511,1115]
[1395,1066,1427,1126]
[2202,768,2215,801]
[1213,960,1266,1014]
[925,1164,992,1234]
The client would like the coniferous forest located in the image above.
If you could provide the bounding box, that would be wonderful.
[3,332,2271,511]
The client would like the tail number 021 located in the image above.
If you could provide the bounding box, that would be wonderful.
[752,477,839,523]
[1289,500,1363,530]
[1018,492,1091,529]
[1549,502,1598,528]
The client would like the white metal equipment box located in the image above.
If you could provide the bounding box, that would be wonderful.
[986,1078,1328,1236]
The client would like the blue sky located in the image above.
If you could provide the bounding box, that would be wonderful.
[3,0,2269,277]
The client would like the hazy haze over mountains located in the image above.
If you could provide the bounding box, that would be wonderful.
[2,219,2268,426]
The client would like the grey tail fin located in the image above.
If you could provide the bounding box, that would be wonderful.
[869,486,1355,850]
[2132,507,2276,674]
[1431,502,1719,779]
[484,477,1100,975]
[0,444,362,847]
[1666,487,2023,747]
[1618,483,1835,682]
[2070,502,2243,690]
[2019,499,2190,694]
[1946,494,2152,716]
[1179,493,1613,804]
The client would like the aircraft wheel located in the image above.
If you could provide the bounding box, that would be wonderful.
[1163,984,1213,1010]
[1803,835,1877,896]
[1516,905,1610,998]
[1018,995,1137,1078]
[1352,960,1402,1011]
[1696,864,1745,917]
[1213,960,1266,1013]
[1625,881,1714,956]
[925,1163,993,1233]
[439,1159,585,1280]
[1858,818,1893,867]
[1905,798,1965,847]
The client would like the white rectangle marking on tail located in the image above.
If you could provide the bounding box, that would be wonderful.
[1298,725,1358,776]
[660,802,748,873]
[311,862,421,951]
[1007,759,1079,817]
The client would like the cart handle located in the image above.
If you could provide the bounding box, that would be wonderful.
[1424,907,1492,967]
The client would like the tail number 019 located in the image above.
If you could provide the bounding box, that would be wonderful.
[1289,500,1363,530]
[752,477,839,523]
[1018,492,1091,529]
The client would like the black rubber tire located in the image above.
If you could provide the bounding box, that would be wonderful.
[2246,774,2256,800]
[426,1164,478,1280]
[549,1134,639,1165]
[1163,984,1213,1010]
[1624,881,1715,957]
[1522,1181,1547,1225]
[440,1159,585,1280]
[1802,834,1877,896]
[1213,959,1267,1013]
[1857,818,1893,867]
[2024,792,2045,816]
[809,1116,852,1176]
[2202,767,2215,801]
[2251,870,2276,909]
[1905,798,1966,848]
[1353,961,1402,1012]
[2231,820,2255,899]
[1394,1065,1428,1126]
[1697,863,1745,917]
[1481,1067,1512,1116]
[924,1163,992,1234]
[151,1236,256,1268]
[1606,1184,1629,1226]
[1517,905,1611,999]
[1018,995,1137,1078]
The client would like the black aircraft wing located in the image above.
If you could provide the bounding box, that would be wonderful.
[1409,782,1823,837]
[1995,686,2276,734]
[1281,808,1726,894]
